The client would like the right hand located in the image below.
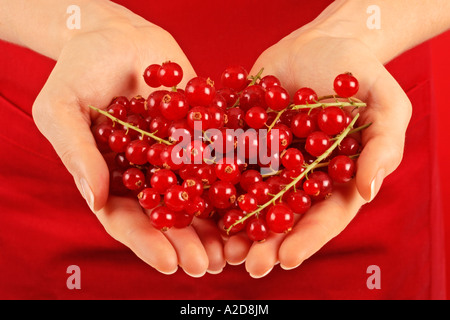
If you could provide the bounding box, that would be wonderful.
[32,12,225,276]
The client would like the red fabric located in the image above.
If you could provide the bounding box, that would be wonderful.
[0,0,445,299]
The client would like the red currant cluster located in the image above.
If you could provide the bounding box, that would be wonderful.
[91,62,368,241]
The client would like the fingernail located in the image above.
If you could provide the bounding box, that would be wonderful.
[280,261,302,271]
[369,169,385,202]
[80,177,95,211]
[249,266,273,279]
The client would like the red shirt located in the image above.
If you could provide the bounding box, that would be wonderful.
[0,0,445,299]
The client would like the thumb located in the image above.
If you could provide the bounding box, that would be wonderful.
[32,85,109,212]
[355,69,412,202]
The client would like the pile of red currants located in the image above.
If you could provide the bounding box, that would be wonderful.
[91,61,368,242]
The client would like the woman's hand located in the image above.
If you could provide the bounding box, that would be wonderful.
[31,11,225,276]
[224,28,412,277]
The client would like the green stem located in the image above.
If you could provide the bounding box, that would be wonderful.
[225,112,361,234]
[89,105,173,146]
[291,101,367,110]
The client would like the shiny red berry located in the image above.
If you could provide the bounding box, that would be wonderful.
[143,64,161,88]
[293,87,318,105]
[221,65,249,92]
[328,155,355,183]
[334,73,359,98]
[266,203,294,233]
[122,168,146,191]
[137,188,161,209]
[157,61,183,87]
[265,86,290,111]
[149,206,175,231]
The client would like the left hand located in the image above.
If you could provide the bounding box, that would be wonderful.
[224,28,412,277]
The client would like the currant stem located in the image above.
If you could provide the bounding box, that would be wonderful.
[291,101,367,110]
[266,109,285,132]
[89,105,173,145]
[225,112,361,234]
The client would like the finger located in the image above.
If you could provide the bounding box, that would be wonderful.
[356,70,412,202]
[191,218,226,274]
[279,180,365,270]
[224,232,253,266]
[163,225,209,277]
[95,196,179,274]
[32,83,109,211]
[245,233,285,278]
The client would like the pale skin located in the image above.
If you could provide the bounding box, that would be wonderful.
[1,0,449,278]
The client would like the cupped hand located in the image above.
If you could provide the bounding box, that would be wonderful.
[225,29,412,277]
[32,19,225,276]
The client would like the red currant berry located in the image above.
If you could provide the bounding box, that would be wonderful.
[184,195,206,217]
[239,85,266,111]
[216,87,238,108]
[291,112,317,138]
[239,170,263,191]
[286,190,311,214]
[108,129,131,153]
[265,86,290,111]
[146,143,166,166]
[221,65,249,92]
[110,96,129,109]
[125,139,150,165]
[143,64,161,88]
[187,106,212,131]
[266,203,294,233]
[92,122,113,146]
[159,92,189,120]
[146,90,168,118]
[185,140,209,164]
[247,181,270,204]
[149,116,170,138]
[222,209,246,235]
[207,106,225,128]
[317,106,347,135]
[157,61,183,87]
[193,164,217,185]
[122,168,146,191]
[185,77,216,107]
[328,155,355,183]
[259,75,281,90]
[107,102,127,121]
[208,180,237,209]
[281,148,304,170]
[150,169,177,194]
[307,171,333,200]
[129,95,147,116]
[164,185,190,212]
[160,144,186,170]
[109,169,129,196]
[173,211,194,228]
[137,188,161,209]
[338,136,360,156]
[237,193,258,212]
[182,177,204,198]
[293,87,318,105]
[246,217,269,242]
[245,106,268,129]
[215,158,240,182]
[305,131,331,157]
[334,73,359,98]
[267,124,292,152]
[225,107,245,129]
[149,206,175,231]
